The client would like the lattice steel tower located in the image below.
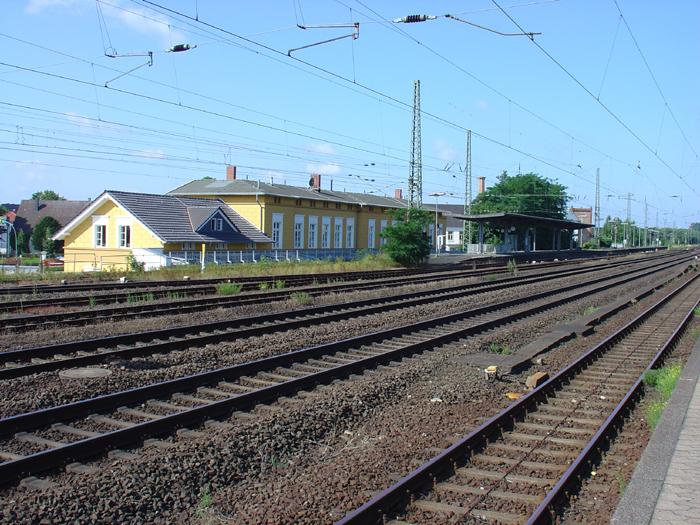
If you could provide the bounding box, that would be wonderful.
[463,130,472,249]
[595,168,601,247]
[408,80,422,208]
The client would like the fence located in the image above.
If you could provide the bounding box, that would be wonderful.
[166,248,378,265]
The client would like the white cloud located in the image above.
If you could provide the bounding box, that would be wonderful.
[136,148,166,159]
[307,142,336,156]
[433,139,458,163]
[25,0,83,14]
[306,162,341,176]
[26,0,186,47]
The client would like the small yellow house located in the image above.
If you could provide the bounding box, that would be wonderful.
[168,172,447,252]
[53,190,271,272]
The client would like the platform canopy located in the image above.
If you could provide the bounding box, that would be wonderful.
[443,211,593,230]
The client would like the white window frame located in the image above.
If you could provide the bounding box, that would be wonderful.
[380,219,388,246]
[367,219,376,249]
[182,242,196,250]
[334,217,343,249]
[321,216,331,249]
[345,217,355,249]
[294,214,305,249]
[116,218,132,249]
[271,213,283,249]
[210,217,223,231]
[92,216,107,248]
[308,215,318,249]
[428,223,435,246]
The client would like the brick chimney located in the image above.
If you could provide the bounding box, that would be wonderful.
[309,173,321,190]
[394,188,403,200]
[477,176,486,194]
[226,165,237,180]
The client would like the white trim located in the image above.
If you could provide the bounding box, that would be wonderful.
[308,215,318,249]
[333,217,343,249]
[321,216,331,249]
[52,192,165,243]
[194,207,238,233]
[345,217,355,249]
[367,219,376,248]
[271,213,284,249]
[293,214,305,249]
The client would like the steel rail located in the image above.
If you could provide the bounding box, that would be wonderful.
[1,247,645,297]
[336,271,699,525]
[0,254,689,380]
[0,251,683,330]
[0,257,683,485]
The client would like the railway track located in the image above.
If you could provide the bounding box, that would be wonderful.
[0,252,682,330]
[0,253,691,380]
[337,269,700,524]
[0,255,692,487]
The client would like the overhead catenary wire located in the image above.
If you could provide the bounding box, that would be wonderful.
[612,0,698,160]
[491,0,699,199]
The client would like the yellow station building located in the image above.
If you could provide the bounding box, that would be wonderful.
[54,169,447,271]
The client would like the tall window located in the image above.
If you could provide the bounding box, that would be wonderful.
[334,218,343,248]
[94,224,106,247]
[272,213,283,249]
[294,214,304,249]
[210,217,223,231]
[345,218,354,248]
[308,216,318,249]
[380,219,388,246]
[118,225,131,248]
[321,216,330,249]
[368,219,376,248]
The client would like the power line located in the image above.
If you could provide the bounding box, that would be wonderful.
[612,0,698,159]
[491,0,699,199]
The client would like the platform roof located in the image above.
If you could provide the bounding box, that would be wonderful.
[443,212,593,230]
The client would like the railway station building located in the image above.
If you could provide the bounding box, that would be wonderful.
[167,169,448,256]
[53,168,448,271]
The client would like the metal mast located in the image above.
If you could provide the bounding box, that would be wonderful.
[408,80,422,208]
[463,130,472,250]
[595,168,600,247]
[644,197,648,246]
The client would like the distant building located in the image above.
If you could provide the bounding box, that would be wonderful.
[14,199,90,251]
[569,207,593,243]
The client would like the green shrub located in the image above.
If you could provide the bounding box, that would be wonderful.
[506,259,518,276]
[216,282,242,295]
[488,342,512,355]
[644,363,682,429]
[290,291,311,305]
[274,280,285,289]
[259,282,270,291]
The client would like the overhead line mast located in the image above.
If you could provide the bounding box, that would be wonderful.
[463,130,472,250]
[408,80,422,208]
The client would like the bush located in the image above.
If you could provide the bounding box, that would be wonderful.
[216,282,242,295]
[127,254,145,272]
[290,291,311,305]
[380,208,431,267]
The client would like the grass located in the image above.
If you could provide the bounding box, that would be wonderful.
[290,291,312,305]
[126,292,155,303]
[506,258,518,276]
[258,282,270,291]
[614,471,628,496]
[216,282,242,295]
[694,306,700,317]
[88,296,97,308]
[485,274,499,282]
[489,342,512,355]
[196,485,213,518]
[274,279,285,289]
[583,305,600,316]
[0,253,398,284]
[166,291,186,300]
[643,363,683,429]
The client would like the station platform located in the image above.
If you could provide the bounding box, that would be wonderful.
[612,330,700,525]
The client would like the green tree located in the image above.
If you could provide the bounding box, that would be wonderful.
[31,216,61,253]
[380,208,431,266]
[471,172,569,219]
[14,230,28,255]
[31,190,65,200]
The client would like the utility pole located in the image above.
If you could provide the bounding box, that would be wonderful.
[626,192,632,246]
[644,197,648,246]
[408,80,422,208]
[595,169,601,248]
[463,130,472,250]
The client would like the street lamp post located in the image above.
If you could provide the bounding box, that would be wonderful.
[428,192,445,256]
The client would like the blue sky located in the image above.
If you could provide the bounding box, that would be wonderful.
[2,0,698,228]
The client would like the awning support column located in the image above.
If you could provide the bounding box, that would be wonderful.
[478,223,484,254]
